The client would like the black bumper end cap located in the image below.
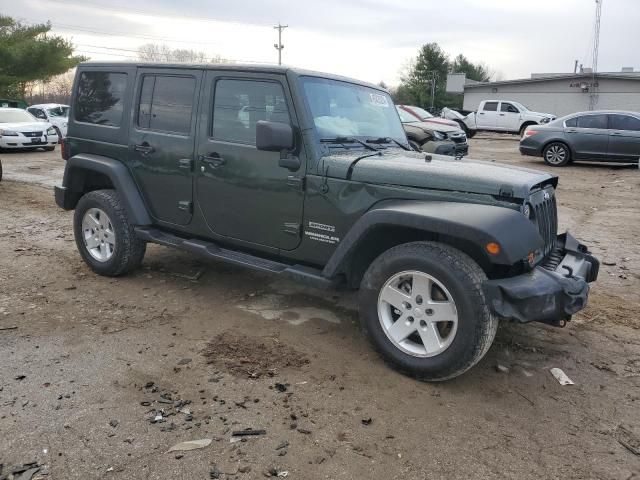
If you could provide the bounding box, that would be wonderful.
[54,185,74,210]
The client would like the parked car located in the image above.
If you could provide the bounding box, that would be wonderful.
[27,103,69,139]
[397,105,460,129]
[442,101,556,137]
[0,108,58,151]
[520,110,640,167]
[396,106,469,156]
[55,62,598,381]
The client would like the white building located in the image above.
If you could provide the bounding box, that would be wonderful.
[448,70,640,117]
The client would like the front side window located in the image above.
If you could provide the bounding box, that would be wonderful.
[576,114,608,129]
[564,117,578,127]
[212,79,290,144]
[137,75,196,134]
[75,72,127,126]
[301,76,405,141]
[609,114,640,132]
[483,102,498,111]
[500,103,518,113]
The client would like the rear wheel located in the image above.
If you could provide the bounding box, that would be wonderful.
[543,142,571,167]
[74,189,146,276]
[359,242,498,381]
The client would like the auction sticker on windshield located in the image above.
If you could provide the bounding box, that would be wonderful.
[370,93,389,107]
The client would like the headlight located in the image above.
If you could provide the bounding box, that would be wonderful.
[47,127,57,135]
[431,131,446,141]
[0,129,19,137]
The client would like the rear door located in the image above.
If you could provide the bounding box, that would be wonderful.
[497,102,521,131]
[129,68,202,226]
[565,113,610,160]
[476,101,499,129]
[194,71,305,250]
[608,114,640,161]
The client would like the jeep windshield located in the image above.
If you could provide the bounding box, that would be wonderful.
[300,76,407,147]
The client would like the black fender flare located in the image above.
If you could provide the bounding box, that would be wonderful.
[322,200,544,278]
[56,153,151,225]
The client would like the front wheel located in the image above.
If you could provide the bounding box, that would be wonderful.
[73,189,146,276]
[543,142,571,167]
[359,242,498,381]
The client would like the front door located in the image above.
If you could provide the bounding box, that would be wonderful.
[566,113,610,160]
[497,102,521,131]
[195,72,305,251]
[608,114,640,161]
[129,68,202,225]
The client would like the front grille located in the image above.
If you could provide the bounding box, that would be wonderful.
[448,133,467,144]
[23,131,43,138]
[530,187,558,256]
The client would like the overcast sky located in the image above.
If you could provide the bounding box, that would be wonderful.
[2,0,639,85]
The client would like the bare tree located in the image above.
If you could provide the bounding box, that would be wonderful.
[25,70,75,104]
[137,43,230,64]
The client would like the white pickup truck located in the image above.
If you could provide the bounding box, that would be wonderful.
[441,100,555,137]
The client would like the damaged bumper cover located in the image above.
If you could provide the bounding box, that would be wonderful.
[483,233,599,326]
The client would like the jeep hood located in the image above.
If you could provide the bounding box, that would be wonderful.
[321,151,557,199]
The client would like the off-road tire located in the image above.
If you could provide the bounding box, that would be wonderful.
[74,189,146,276]
[359,241,498,381]
[543,142,571,167]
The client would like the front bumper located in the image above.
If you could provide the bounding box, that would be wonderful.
[483,232,599,326]
[0,134,58,149]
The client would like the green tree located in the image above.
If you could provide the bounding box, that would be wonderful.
[392,43,493,110]
[0,15,84,98]
[450,54,491,82]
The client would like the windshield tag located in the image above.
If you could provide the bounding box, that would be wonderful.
[369,93,389,107]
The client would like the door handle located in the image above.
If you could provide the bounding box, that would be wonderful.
[200,154,226,168]
[499,113,505,116]
[479,112,485,115]
[611,131,622,136]
[566,129,578,133]
[132,142,155,155]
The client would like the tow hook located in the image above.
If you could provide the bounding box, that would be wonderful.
[561,265,574,279]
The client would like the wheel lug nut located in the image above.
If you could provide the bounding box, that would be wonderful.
[425,309,434,316]
[420,320,427,328]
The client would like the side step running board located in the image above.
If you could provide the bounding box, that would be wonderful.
[135,227,336,289]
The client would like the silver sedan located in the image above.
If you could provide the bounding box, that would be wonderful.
[519,110,640,167]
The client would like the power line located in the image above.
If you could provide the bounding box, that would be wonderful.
[23,19,223,46]
[47,0,274,28]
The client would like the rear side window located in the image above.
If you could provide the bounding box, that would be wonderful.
[609,114,640,132]
[137,75,196,134]
[212,79,290,144]
[576,114,608,129]
[75,72,127,126]
[483,102,498,111]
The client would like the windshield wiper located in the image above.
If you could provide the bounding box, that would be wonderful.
[366,137,410,151]
[320,137,379,152]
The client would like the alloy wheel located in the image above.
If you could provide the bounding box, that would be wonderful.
[377,270,458,357]
[82,208,115,262]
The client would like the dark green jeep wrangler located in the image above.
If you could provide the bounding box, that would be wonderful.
[55,62,599,380]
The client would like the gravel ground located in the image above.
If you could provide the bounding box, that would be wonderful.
[0,139,639,479]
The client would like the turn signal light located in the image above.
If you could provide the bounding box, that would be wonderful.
[485,242,501,255]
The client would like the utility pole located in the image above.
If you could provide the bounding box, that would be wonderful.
[589,0,603,110]
[273,23,288,65]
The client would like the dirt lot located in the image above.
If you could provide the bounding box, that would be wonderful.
[1,138,639,479]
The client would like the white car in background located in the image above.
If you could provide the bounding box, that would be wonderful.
[27,103,69,139]
[0,108,59,151]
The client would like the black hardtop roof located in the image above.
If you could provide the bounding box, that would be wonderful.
[77,61,383,91]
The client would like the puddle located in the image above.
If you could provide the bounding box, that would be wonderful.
[237,293,344,325]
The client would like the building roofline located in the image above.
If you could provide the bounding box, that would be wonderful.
[464,72,640,88]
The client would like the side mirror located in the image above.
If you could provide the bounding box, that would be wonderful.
[256,120,293,152]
